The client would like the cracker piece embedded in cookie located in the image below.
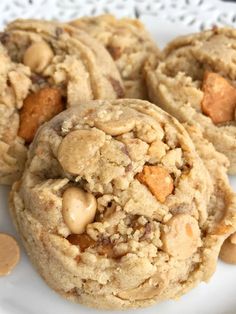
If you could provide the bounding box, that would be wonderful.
[201,71,236,124]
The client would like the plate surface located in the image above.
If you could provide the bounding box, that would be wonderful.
[0,13,236,314]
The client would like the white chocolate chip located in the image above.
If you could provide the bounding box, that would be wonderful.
[58,129,105,175]
[161,214,201,259]
[62,186,97,234]
[0,233,20,276]
[23,41,54,73]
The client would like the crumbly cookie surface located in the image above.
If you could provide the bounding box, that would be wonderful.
[146,27,236,174]
[71,14,160,99]
[10,99,236,309]
[0,19,123,184]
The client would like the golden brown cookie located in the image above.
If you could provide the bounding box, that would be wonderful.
[0,19,123,184]
[10,99,236,309]
[145,27,236,174]
[71,14,160,99]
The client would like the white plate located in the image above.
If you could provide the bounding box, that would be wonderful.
[0,13,236,314]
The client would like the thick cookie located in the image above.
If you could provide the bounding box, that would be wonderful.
[145,27,236,174]
[10,99,236,309]
[0,19,123,184]
[71,14,160,99]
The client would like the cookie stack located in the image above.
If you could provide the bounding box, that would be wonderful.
[0,15,235,310]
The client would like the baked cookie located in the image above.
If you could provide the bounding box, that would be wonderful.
[71,14,160,99]
[0,19,123,184]
[10,99,236,309]
[145,27,236,174]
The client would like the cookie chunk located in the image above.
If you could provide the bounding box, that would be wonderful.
[145,27,236,174]
[71,15,160,99]
[0,19,123,184]
[10,99,236,309]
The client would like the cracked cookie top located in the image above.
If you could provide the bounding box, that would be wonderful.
[145,27,236,173]
[0,19,124,184]
[71,14,160,99]
[11,99,236,309]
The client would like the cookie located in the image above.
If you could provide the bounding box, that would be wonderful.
[10,99,236,309]
[145,27,236,174]
[71,14,160,99]
[0,19,124,184]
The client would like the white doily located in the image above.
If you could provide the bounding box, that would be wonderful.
[1,0,236,31]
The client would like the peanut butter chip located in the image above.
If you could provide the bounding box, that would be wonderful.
[62,187,97,234]
[0,233,20,276]
[220,233,236,264]
[136,165,174,203]
[201,71,236,124]
[58,129,105,174]
[161,214,201,260]
[18,87,63,143]
[23,41,54,73]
